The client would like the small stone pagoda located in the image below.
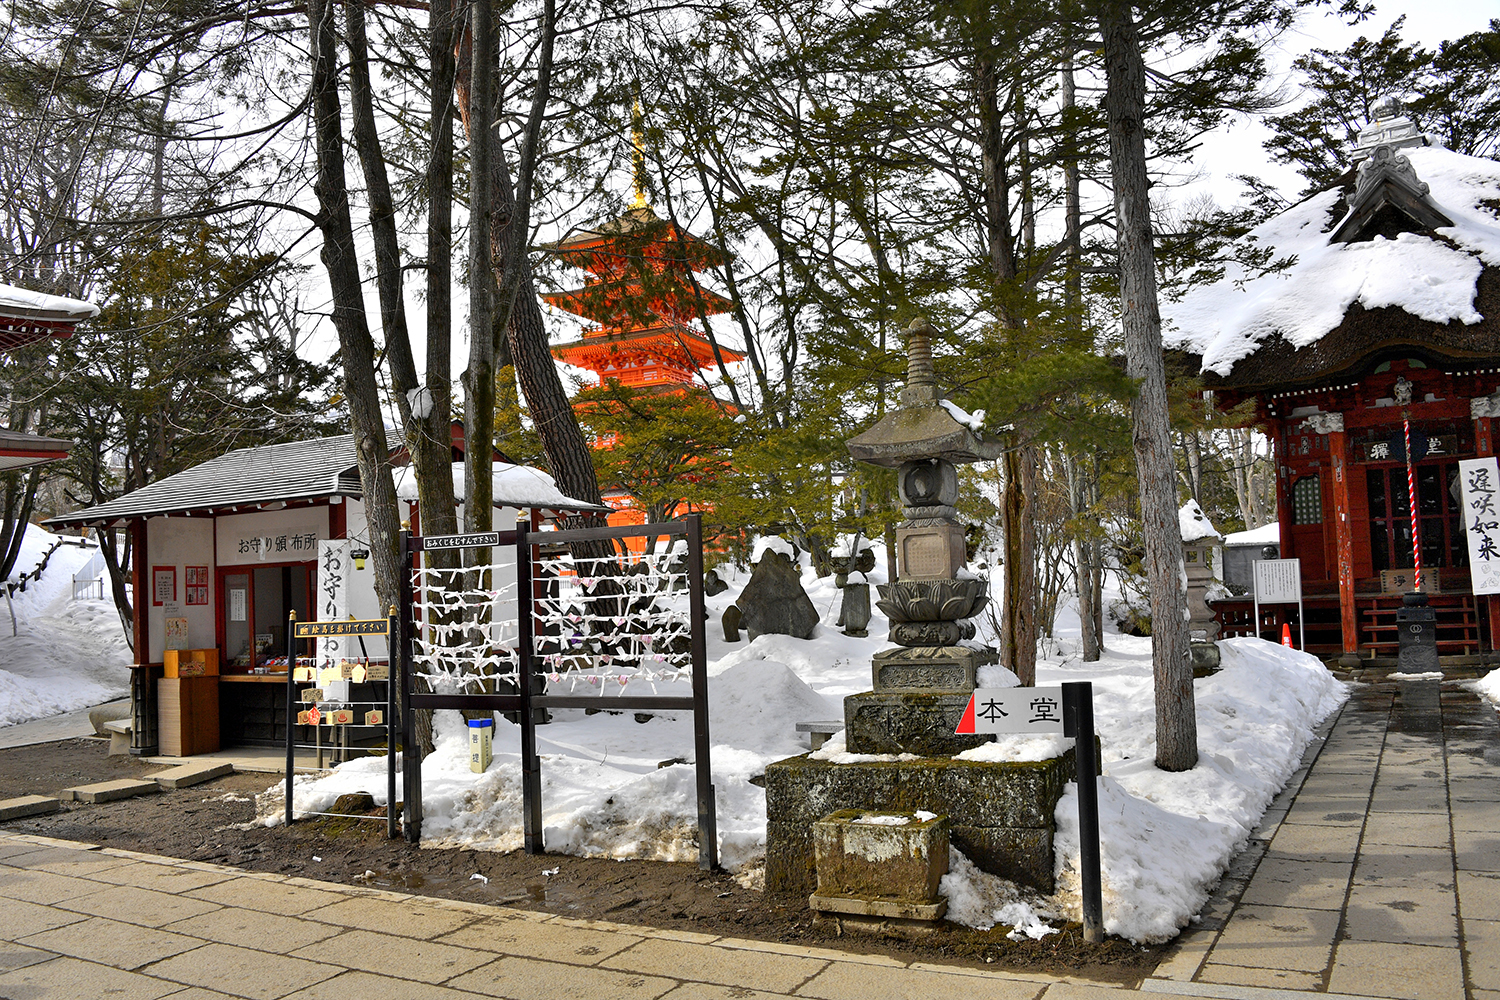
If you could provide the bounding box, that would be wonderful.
[764,319,1083,897]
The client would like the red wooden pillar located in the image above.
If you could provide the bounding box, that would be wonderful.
[1328,416,1359,664]
[1475,405,1498,654]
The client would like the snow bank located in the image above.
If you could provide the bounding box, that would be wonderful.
[0,524,131,727]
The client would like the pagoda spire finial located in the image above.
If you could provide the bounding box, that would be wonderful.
[631,99,648,209]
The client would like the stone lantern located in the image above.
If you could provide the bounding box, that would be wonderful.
[842,317,1004,755]
[765,318,1086,901]
[1180,499,1223,642]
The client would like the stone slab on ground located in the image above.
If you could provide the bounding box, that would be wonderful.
[58,780,160,804]
[151,763,233,790]
[0,796,61,821]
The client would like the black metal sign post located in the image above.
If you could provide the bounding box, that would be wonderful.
[1062,681,1104,943]
[283,615,397,834]
[959,681,1103,942]
[516,519,543,854]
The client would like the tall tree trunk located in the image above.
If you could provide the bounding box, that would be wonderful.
[462,0,496,550]
[346,0,458,544]
[1000,446,1038,684]
[452,4,604,516]
[1098,0,1196,771]
[306,0,403,615]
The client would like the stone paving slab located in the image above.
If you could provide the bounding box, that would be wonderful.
[16,914,203,970]
[290,926,498,982]
[145,941,342,999]
[796,960,1045,1000]
[151,761,234,789]
[0,794,60,820]
[437,914,644,965]
[54,881,224,927]
[447,954,680,1000]
[160,905,343,953]
[599,936,828,994]
[1327,940,1465,1000]
[0,955,185,1000]
[58,778,160,803]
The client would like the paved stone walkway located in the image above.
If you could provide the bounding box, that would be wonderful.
[2,675,1496,1000]
[1149,674,1500,1000]
[0,832,1129,1000]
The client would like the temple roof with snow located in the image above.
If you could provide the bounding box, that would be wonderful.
[1162,103,1500,392]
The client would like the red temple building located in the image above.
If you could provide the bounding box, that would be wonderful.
[545,196,743,530]
[0,284,97,472]
[1164,101,1500,666]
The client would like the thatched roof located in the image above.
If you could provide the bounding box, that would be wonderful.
[1162,137,1500,392]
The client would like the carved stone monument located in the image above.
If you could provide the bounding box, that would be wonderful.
[765,318,1084,897]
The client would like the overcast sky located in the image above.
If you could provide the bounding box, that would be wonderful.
[1186,0,1494,205]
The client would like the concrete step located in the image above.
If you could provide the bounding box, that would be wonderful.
[59,779,160,803]
[0,795,61,820]
[152,762,233,790]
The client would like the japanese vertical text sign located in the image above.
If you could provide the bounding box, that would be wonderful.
[316,540,351,666]
[1459,457,1500,596]
[956,687,1066,735]
[1253,558,1303,604]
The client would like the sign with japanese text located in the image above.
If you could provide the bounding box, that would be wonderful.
[293,619,390,638]
[1253,558,1303,604]
[417,531,502,551]
[1459,457,1500,596]
[215,509,329,567]
[956,687,1066,735]
[316,540,351,667]
[151,566,175,606]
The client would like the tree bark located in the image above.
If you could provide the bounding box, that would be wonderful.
[306,0,403,616]
[1098,0,1196,771]
[452,6,604,516]
[461,0,497,551]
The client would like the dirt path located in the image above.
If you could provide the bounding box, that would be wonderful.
[0,738,1163,983]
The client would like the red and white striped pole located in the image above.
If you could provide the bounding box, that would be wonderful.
[1403,414,1422,592]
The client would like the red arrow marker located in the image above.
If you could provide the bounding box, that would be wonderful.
[955,694,977,735]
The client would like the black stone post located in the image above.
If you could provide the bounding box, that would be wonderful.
[1397,591,1439,673]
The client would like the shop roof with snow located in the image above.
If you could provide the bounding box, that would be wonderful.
[1163,99,1500,665]
[43,431,604,755]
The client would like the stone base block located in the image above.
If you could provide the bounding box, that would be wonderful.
[810,892,948,921]
[869,646,983,693]
[844,690,992,756]
[766,750,1079,896]
[59,779,160,804]
[813,809,949,902]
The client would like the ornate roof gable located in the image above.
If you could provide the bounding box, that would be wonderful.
[1330,99,1453,243]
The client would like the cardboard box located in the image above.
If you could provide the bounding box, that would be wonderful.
[365,709,384,726]
[469,718,494,773]
[164,648,219,679]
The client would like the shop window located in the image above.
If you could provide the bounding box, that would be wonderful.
[1292,476,1322,525]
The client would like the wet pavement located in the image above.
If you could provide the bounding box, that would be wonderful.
[1149,673,1500,1000]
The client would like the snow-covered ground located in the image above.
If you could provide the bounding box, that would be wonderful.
[264,549,1347,944]
[0,524,133,727]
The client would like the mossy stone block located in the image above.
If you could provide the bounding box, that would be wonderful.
[813,809,949,903]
